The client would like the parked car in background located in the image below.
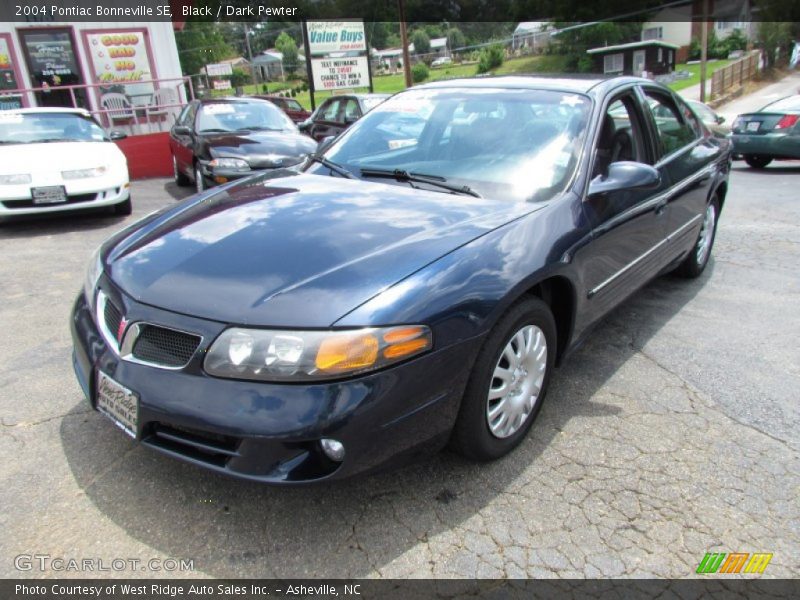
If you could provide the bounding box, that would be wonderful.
[170,97,316,192]
[731,94,800,168]
[298,93,389,141]
[431,56,453,68]
[687,100,730,138]
[73,76,730,484]
[253,95,312,124]
[0,108,130,219]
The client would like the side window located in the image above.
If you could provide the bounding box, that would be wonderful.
[176,103,191,126]
[344,98,360,121]
[643,91,696,157]
[677,98,704,138]
[319,99,341,122]
[593,95,646,178]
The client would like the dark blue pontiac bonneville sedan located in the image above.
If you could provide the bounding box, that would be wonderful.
[72,76,731,483]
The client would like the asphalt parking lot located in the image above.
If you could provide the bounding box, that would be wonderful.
[1,165,798,578]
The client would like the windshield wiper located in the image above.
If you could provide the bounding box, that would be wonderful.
[198,128,229,133]
[237,126,281,132]
[308,154,355,179]
[359,168,481,198]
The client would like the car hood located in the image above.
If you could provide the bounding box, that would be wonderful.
[106,173,541,327]
[0,141,125,175]
[201,131,316,163]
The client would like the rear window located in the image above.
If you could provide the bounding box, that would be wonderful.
[762,95,800,112]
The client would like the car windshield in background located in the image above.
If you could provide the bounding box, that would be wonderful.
[196,102,296,133]
[322,88,592,201]
[0,112,107,145]
[361,96,388,113]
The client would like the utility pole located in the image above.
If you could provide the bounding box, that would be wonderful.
[699,0,709,103]
[398,0,412,88]
[243,23,256,88]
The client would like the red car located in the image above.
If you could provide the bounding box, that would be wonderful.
[253,95,311,124]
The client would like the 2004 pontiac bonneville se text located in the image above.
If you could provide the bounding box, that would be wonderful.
[71,76,731,483]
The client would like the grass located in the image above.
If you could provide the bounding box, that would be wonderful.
[667,60,733,92]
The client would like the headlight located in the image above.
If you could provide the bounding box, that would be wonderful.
[63,166,107,180]
[208,157,250,171]
[204,325,433,382]
[0,173,31,184]
[83,245,103,306]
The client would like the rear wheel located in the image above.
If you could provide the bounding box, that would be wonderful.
[113,197,132,216]
[744,154,772,169]
[450,297,556,461]
[674,197,719,278]
[173,155,190,186]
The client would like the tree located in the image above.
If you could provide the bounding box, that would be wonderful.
[411,62,429,83]
[477,45,505,74]
[411,30,431,55]
[446,27,466,52]
[275,31,299,76]
[175,21,235,75]
[757,21,792,70]
[553,21,642,71]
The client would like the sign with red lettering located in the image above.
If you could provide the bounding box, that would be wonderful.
[311,56,369,91]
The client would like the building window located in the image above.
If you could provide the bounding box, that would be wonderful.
[603,53,624,74]
[716,20,743,31]
[643,26,663,41]
[658,47,663,62]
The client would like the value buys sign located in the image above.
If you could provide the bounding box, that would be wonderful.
[307,21,366,55]
[311,56,369,91]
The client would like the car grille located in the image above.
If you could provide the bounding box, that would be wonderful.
[144,422,240,467]
[131,324,201,368]
[1,192,99,209]
[103,299,123,343]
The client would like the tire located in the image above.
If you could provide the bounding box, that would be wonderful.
[674,197,719,278]
[744,155,772,169]
[113,197,132,216]
[194,163,205,193]
[173,155,190,186]
[450,297,556,461]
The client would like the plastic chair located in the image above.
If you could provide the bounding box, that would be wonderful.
[145,88,177,133]
[100,92,138,134]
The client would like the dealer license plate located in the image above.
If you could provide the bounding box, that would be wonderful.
[746,121,761,132]
[32,186,67,204]
[96,371,139,438]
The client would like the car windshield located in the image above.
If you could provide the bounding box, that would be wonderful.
[0,112,107,145]
[361,96,389,112]
[318,87,592,201]
[196,101,296,133]
[761,95,800,112]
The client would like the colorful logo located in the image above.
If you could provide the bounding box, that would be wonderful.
[696,552,772,574]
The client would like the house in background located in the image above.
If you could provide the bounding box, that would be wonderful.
[587,40,678,77]
[409,37,449,58]
[642,7,693,63]
[251,49,306,81]
[512,21,553,52]
[371,47,404,71]
[201,56,250,76]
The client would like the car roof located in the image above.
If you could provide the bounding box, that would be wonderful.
[415,74,658,95]
[2,107,91,116]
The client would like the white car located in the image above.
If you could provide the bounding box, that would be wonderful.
[0,108,130,218]
[431,56,453,68]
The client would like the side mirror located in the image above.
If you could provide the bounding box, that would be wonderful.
[588,161,660,196]
[316,135,336,153]
[108,130,127,141]
[173,125,193,136]
[716,115,726,124]
[298,119,311,132]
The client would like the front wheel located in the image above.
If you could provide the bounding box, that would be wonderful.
[450,297,556,461]
[674,197,719,278]
[744,155,772,169]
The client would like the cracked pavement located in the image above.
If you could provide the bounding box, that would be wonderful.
[0,164,798,579]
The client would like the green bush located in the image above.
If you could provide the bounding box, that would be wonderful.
[477,45,504,74]
[229,67,249,87]
[411,62,429,83]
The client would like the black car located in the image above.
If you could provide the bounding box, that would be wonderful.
[298,93,389,141]
[170,98,317,192]
[73,76,730,484]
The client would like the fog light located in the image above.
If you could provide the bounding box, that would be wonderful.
[320,438,345,462]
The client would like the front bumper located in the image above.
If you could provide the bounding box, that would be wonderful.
[0,182,130,217]
[731,132,800,158]
[70,283,479,484]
